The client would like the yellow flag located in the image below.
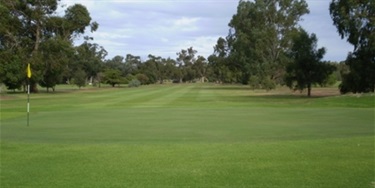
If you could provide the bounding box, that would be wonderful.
[27,63,32,78]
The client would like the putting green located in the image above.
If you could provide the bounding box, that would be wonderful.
[1,84,374,187]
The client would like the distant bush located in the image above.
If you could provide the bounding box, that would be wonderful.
[248,76,276,91]
[0,83,6,93]
[261,76,276,91]
[103,69,122,87]
[135,74,149,85]
[73,69,87,89]
[124,74,136,84]
[248,76,260,90]
[322,73,337,87]
[128,79,141,88]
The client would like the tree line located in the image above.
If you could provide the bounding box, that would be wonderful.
[1,0,373,96]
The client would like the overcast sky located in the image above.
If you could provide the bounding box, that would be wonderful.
[60,0,353,62]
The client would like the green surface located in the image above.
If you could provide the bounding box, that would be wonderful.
[1,84,374,187]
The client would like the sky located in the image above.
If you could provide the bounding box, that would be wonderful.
[59,0,353,62]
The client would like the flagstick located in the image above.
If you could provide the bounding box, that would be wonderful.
[26,63,31,126]
[27,82,30,126]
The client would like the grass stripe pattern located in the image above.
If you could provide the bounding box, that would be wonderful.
[1,84,374,187]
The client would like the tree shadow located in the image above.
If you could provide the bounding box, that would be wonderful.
[199,84,340,98]
[194,85,254,91]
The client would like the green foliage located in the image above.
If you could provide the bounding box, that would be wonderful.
[128,79,141,88]
[143,55,164,84]
[323,73,337,87]
[0,54,24,91]
[73,42,106,80]
[248,76,260,90]
[39,37,74,92]
[192,56,208,83]
[123,74,135,84]
[103,69,122,87]
[164,58,178,81]
[227,0,309,87]
[105,55,125,73]
[64,4,97,38]
[177,47,198,83]
[207,38,236,83]
[73,69,87,88]
[0,0,98,92]
[330,0,375,93]
[285,29,336,97]
[339,49,375,93]
[249,75,276,90]
[330,0,374,50]
[135,73,149,85]
[124,54,141,76]
[95,72,104,87]
[261,76,276,91]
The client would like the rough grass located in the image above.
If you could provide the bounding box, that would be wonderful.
[1,84,374,187]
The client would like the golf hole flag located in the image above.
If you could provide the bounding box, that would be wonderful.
[27,63,31,126]
[27,63,32,78]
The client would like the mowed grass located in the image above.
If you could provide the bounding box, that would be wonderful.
[1,84,374,187]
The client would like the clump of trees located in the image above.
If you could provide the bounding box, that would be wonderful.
[207,0,373,95]
[208,0,335,96]
[101,49,209,87]
[225,0,310,88]
[0,0,101,92]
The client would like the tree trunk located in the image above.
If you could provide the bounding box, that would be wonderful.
[307,83,311,97]
[30,82,38,93]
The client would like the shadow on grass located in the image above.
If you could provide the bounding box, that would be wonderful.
[195,85,252,91]
[200,84,341,98]
[223,95,312,104]
[2,85,128,95]
[248,93,337,99]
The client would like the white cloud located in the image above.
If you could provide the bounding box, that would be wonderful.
[176,36,220,58]
[108,10,125,19]
[95,32,131,40]
[173,17,199,27]
[161,38,169,43]
[60,0,352,62]
[171,17,200,32]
